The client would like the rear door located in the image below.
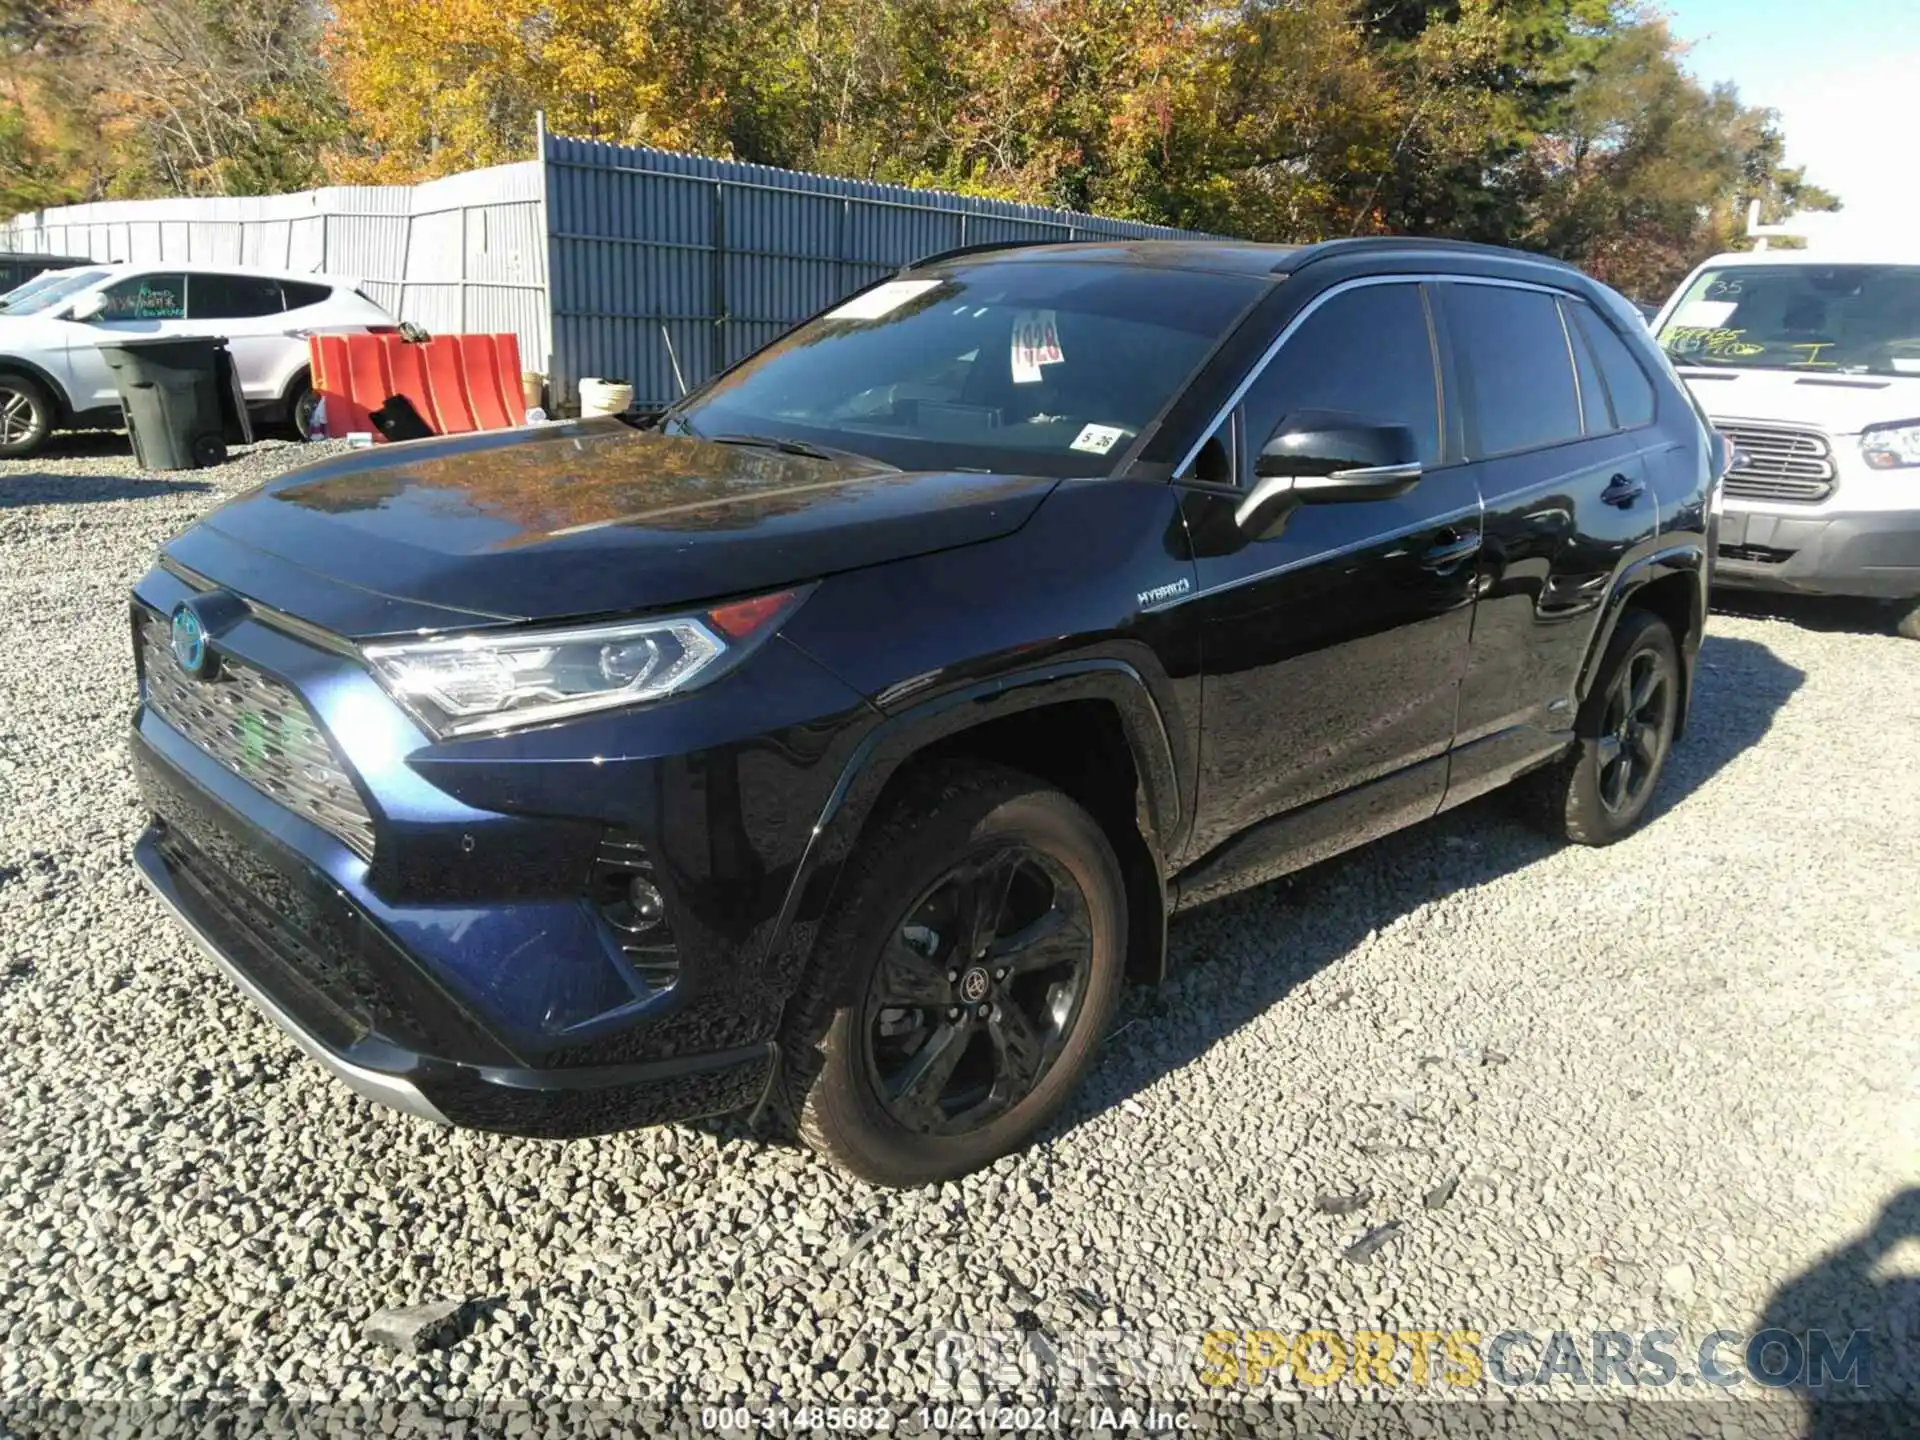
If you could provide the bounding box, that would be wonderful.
[184,273,293,402]
[1440,279,1662,798]
[1176,278,1482,875]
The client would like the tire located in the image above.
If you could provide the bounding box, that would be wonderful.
[1525,608,1682,846]
[783,762,1127,1187]
[288,376,321,440]
[0,371,54,458]
[1894,599,1920,641]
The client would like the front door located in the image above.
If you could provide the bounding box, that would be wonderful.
[1174,279,1481,886]
[61,271,188,411]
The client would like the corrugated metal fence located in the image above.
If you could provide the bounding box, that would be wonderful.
[1,132,1206,411]
[543,134,1205,409]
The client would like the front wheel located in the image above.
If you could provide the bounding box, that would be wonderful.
[786,763,1126,1186]
[1526,607,1681,845]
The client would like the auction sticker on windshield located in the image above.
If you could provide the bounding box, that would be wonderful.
[826,279,942,322]
[1011,310,1065,383]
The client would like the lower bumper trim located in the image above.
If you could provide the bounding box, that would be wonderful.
[135,843,452,1126]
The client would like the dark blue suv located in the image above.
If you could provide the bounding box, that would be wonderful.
[129,238,1720,1185]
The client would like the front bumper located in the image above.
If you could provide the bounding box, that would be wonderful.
[131,735,777,1135]
[1714,506,1920,599]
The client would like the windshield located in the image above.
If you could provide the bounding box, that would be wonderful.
[1658,263,1920,377]
[665,260,1266,476]
[0,268,108,315]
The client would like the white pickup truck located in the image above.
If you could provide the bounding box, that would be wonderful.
[1653,208,1920,638]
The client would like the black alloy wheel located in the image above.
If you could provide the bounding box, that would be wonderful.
[1595,644,1674,815]
[785,762,1126,1187]
[863,845,1093,1136]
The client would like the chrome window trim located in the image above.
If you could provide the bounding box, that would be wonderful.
[1175,272,1581,479]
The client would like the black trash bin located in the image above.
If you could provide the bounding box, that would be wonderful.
[97,335,253,471]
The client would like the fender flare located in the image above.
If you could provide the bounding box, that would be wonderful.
[1576,542,1708,722]
[760,657,1184,1002]
[0,354,74,422]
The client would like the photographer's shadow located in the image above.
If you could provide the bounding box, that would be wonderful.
[1760,1188,1920,1436]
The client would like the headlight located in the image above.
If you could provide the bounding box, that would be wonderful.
[364,588,804,736]
[1862,420,1920,470]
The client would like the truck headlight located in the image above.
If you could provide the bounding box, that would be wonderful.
[1861,420,1920,470]
[364,588,805,737]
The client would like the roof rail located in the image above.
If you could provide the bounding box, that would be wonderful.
[901,238,1077,271]
[1279,234,1577,274]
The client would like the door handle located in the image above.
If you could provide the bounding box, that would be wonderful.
[1602,473,1645,508]
[1420,530,1483,571]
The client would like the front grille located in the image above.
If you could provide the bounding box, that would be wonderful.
[1718,543,1796,565]
[1718,423,1837,504]
[138,612,377,858]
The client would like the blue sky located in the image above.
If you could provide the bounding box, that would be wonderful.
[1664,0,1920,233]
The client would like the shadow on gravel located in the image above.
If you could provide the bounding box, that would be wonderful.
[0,472,215,507]
[1714,588,1907,638]
[1759,1188,1920,1435]
[1058,630,1806,1130]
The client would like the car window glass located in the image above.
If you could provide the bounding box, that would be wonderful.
[1237,283,1442,470]
[1446,284,1582,455]
[1560,298,1611,433]
[190,273,286,320]
[1571,301,1656,429]
[99,273,186,321]
[281,280,332,310]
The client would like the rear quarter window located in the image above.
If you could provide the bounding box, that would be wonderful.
[281,280,333,310]
[1569,301,1657,429]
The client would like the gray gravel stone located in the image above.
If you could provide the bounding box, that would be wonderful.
[365,1301,468,1356]
[0,433,1917,1421]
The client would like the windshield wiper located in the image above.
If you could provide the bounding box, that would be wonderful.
[704,432,898,470]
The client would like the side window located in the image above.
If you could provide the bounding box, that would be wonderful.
[98,273,186,321]
[1444,283,1582,456]
[280,279,333,311]
[189,273,286,320]
[1238,283,1443,469]
[1569,301,1656,429]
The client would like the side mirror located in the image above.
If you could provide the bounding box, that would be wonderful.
[67,292,106,323]
[1237,413,1423,531]
[1707,428,1736,479]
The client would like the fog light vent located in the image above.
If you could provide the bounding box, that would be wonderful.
[592,830,680,990]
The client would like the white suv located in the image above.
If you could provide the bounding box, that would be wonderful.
[1654,226,1920,638]
[0,262,395,457]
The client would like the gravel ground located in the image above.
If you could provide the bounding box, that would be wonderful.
[1,435,1917,1434]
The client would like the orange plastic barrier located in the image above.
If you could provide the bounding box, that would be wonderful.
[309,331,525,441]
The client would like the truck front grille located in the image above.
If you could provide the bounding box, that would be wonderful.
[1718,423,1837,504]
[138,611,377,858]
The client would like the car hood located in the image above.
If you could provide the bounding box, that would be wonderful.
[180,418,1058,638]
[1679,367,1920,436]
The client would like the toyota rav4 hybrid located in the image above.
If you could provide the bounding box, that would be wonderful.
[0,262,394,456]
[129,238,1718,1186]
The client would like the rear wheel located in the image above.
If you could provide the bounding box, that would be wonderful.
[289,376,321,440]
[0,372,53,458]
[785,763,1126,1187]
[1526,608,1681,845]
